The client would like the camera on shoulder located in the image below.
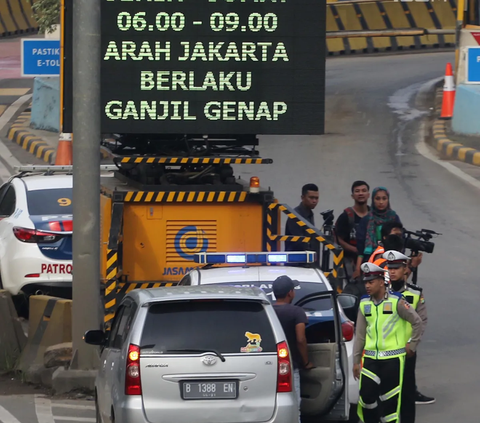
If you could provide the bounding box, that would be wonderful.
[404,229,441,254]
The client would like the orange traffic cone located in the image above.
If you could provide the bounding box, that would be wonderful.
[55,132,73,165]
[440,63,455,119]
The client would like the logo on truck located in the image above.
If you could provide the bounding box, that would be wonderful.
[174,225,209,260]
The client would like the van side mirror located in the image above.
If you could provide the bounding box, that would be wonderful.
[84,329,107,346]
[337,293,359,322]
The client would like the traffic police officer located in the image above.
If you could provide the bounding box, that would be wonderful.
[383,250,428,423]
[353,262,423,423]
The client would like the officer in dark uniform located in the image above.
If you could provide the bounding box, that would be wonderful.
[353,262,423,423]
[383,250,428,423]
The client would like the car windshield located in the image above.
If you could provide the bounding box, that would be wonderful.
[141,299,277,354]
[27,188,73,215]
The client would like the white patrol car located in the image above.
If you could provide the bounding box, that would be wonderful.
[0,170,73,298]
[178,251,360,422]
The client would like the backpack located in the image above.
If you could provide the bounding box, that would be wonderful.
[344,207,357,246]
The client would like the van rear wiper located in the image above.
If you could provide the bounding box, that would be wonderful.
[165,349,226,362]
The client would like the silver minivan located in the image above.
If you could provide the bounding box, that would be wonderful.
[85,286,298,423]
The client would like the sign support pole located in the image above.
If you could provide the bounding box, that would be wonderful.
[70,0,102,370]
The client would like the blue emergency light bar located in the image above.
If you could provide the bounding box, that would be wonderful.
[194,251,316,265]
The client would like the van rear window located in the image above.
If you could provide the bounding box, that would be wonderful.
[27,188,73,215]
[141,300,277,354]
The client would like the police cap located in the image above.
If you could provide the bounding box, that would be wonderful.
[382,250,409,269]
[361,262,386,282]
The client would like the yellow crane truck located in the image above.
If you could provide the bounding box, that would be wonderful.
[99,134,344,327]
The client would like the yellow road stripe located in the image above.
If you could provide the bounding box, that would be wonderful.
[0,88,30,96]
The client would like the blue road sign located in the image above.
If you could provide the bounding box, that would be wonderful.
[466,47,480,84]
[21,39,60,77]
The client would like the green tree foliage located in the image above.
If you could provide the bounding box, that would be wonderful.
[29,0,60,34]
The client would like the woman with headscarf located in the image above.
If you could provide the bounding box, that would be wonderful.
[353,187,401,278]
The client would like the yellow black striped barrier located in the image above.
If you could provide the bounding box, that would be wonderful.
[266,203,345,283]
[326,0,457,55]
[431,88,480,167]
[121,190,248,203]
[0,0,38,37]
[7,111,56,164]
[117,156,273,165]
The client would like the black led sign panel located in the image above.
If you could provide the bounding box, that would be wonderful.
[101,0,326,135]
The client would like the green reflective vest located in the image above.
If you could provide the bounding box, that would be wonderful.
[400,287,420,342]
[359,293,407,360]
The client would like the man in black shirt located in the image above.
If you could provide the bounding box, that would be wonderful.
[334,181,370,282]
[272,275,314,422]
[285,183,319,252]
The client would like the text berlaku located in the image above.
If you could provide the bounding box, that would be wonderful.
[103,40,289,122]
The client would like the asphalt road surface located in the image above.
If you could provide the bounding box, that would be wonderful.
[1,51,479,422]
[0,394,94,423]
[237,51,479,423]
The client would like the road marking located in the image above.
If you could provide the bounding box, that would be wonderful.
[0,105,6,116]
[35,395,55,423]
[51,404,95,411]
[0,94,32,133]
[0,94,30,181]
[0,88,31,96]
[53,417,95,422]
[416,122,480,192]
[0,405,22,423]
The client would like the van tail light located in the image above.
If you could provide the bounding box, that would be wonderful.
[13,227,62,243]
[277,341,292,392]
[125,344,142,395]
[342,321,355,342]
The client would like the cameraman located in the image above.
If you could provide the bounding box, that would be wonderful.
[368,221,423,281]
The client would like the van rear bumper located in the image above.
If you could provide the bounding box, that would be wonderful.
[113,393,298,423]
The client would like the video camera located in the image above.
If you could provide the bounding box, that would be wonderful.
[320,209,335,227]
[404,229,441,254]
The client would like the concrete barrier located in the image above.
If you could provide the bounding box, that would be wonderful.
[16,295,72,373]
[451,84,480,136]
[0,0,38,37]
[31,77,60,133]
[0,290,27,370]
[450,28,480,136]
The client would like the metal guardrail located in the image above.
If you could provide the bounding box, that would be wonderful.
[327,28,456,38]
